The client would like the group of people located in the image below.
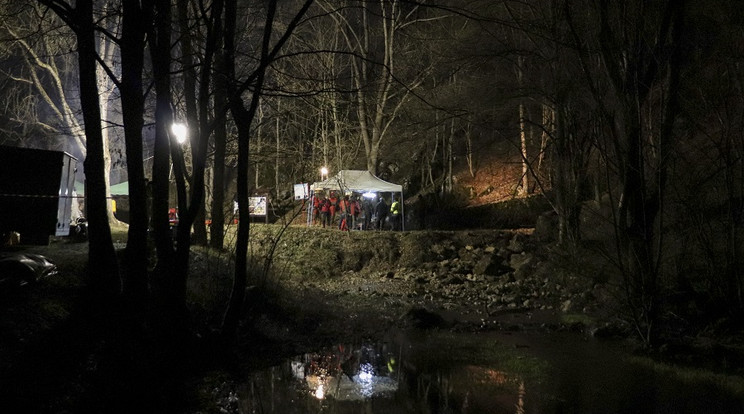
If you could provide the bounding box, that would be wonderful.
[310,192,402,231]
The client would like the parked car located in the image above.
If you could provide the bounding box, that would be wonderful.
[0,252,58,288]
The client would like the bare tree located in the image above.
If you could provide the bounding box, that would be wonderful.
[222,0,315,339]
[37,0,120,297]
[1,1,123,226]
[563,0,687,345]
[320,0,430,175]
[0,4,86,154]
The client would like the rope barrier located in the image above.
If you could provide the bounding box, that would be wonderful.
[0,194,84,199]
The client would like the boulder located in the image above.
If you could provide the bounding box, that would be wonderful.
[507,234,526,253]
[473,255,512,277]
[401,307,446,329]
[510,252,535,280]
[534,211,558,242]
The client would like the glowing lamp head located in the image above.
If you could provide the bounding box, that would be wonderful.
[171,123,188,144]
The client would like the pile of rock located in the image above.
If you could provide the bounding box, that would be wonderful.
[378,231,603,317]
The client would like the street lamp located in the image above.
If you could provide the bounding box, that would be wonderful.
[171,122,188,144]
[320,166,328,180]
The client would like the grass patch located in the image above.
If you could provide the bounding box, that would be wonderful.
[629,355,744,398]
[561,313,595,326]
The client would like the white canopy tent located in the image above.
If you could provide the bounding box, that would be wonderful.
[311,170,402,193]
[309,170,405,230]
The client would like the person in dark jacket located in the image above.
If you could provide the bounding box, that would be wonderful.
[363,197,374,230]
[374,197,389,230]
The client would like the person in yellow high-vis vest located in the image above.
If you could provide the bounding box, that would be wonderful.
[389,198,401,231]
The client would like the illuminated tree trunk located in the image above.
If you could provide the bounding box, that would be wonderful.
[517,55,530,196]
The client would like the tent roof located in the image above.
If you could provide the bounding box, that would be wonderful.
[311,170,402,193]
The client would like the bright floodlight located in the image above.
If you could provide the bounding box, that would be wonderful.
[320,166,328,176]
[171,123,188,144]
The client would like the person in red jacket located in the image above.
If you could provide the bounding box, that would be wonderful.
[329,192,339,225]
[312,193,321,225]
[320,196,331,228]
[338,195,351,231]
[349,196,361,230]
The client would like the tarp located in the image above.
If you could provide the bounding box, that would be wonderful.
[311,170,402,194]
[109,181,129,196]
[74,181,129,196]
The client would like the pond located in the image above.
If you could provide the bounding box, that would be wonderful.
[216,329,744,414]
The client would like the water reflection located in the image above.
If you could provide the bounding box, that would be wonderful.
[295,343,399,401]
[233,334,530,414]
[229,331,744,414]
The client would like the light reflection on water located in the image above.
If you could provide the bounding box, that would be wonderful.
[228,332,532,414]
[293,343,399,402]
[228,331,744,414]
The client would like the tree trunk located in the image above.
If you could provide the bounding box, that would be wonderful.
[170,0,225,304]
[69,0,120,296]
[221,0,253,339]
[210,45,228,249]
[149,0,176,294]
[95,7,119,226]
[221,0,314,340]
[465,123,476,179]
[120,0,149,302]
[517,56,529,196]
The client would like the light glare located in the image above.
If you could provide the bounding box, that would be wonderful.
[171,123,188,144]
[315,383,325,399]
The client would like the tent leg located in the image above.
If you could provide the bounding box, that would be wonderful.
[401,192,405,231]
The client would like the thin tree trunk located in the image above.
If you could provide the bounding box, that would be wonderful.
[275,100,280,192]
[537,103,553,175]
[210,45,228,248]
[173,0,225,302]
[465,123,476,178]
[445,119,454,193]
[517,56,529,196]
[222,0,314,340]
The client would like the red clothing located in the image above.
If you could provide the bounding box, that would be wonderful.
[339,199,349,214]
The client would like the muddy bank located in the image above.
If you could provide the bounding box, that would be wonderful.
[234,225,617,352]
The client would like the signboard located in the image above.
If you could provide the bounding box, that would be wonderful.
[249,196,267,216]
[294,183,310,200]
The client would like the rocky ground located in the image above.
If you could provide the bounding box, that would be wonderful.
[232,225,625,362]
